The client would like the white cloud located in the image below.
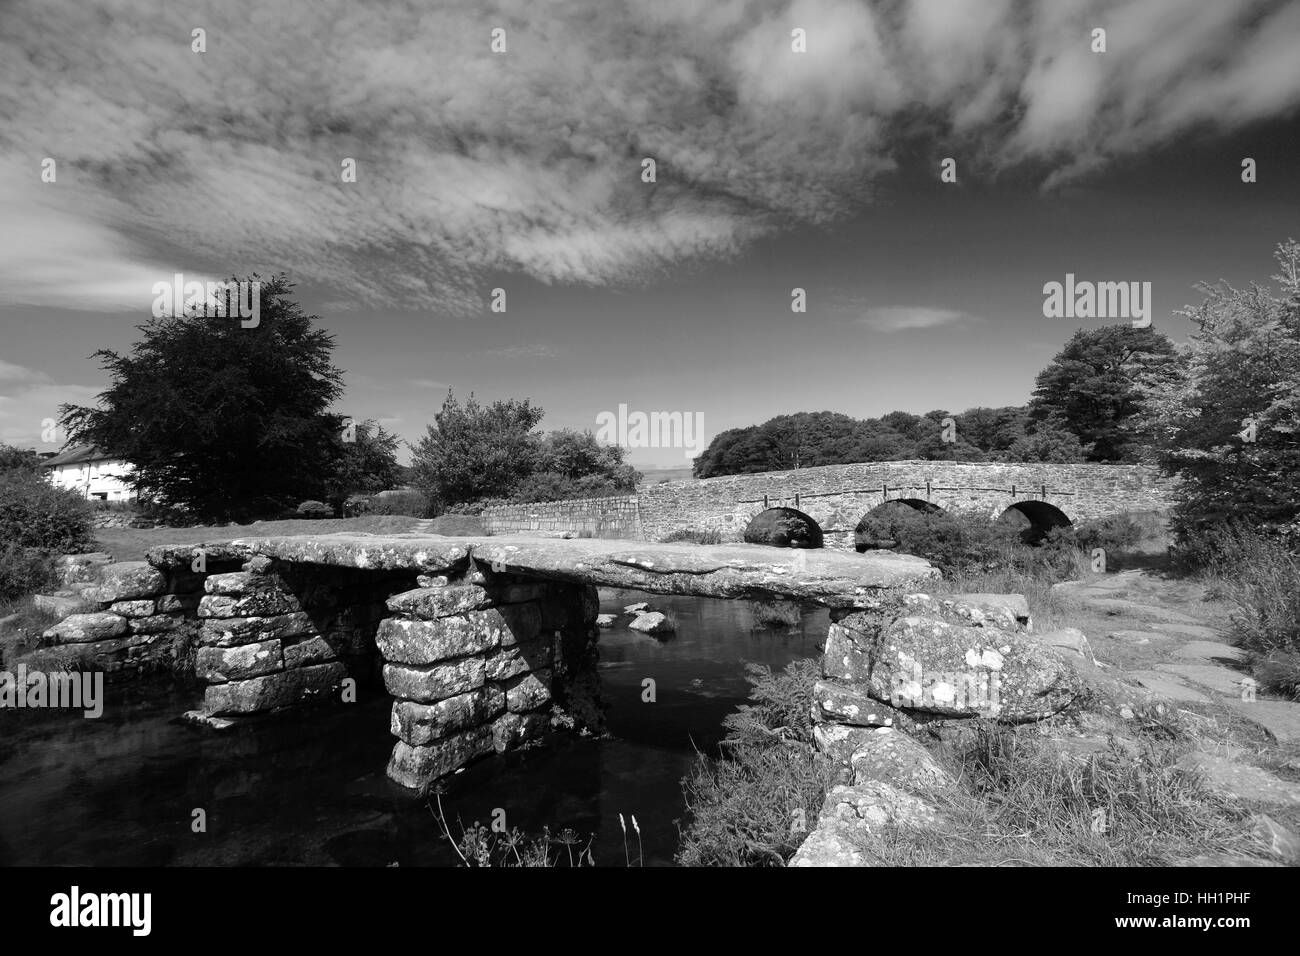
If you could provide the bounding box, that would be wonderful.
[0,0,1296,313]
[858,307,980,333]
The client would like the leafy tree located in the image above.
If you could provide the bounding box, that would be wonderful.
[1137,239,1300,546]
[59,274,345,522]
[515,428,640,501]
[410,391,545,510]
[323,420,401,509]
[0,444,42,474]
[1029,324,1177,461]
[1003,412,1091,463]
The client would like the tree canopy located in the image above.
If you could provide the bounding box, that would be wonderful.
[59,274,349,522]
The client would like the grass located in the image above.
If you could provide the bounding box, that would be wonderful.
[745,599,802,630]
[676,659,834,866]
[93,514,425,561]
[426,789,599,867]
[1194,525,1300,699]
[847,723,1263,867]
[660,528,723,545]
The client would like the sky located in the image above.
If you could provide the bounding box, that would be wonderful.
[1,0,1299,467]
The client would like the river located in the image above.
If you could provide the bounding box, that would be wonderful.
[0,589,826,867]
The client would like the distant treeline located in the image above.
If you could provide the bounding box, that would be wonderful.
[693,324,1177,478]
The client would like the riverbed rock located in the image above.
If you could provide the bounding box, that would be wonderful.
[42,612,128,644]
[628,611,674,634]
[623,603,649,615]
[596,614,616,628]
[84,562,166,603]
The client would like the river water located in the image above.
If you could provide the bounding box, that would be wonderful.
[0,590,826,867]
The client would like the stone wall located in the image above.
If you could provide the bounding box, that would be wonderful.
[480,494,641,538]
[482,460,1176,548]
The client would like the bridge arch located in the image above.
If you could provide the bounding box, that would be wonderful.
[997,500,1072,545]
[742,507,824,548]
[854,498,944,552]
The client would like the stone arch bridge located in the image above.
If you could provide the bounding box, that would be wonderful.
[482,460,1176,549]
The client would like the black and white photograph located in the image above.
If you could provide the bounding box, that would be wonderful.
[1,0,1297,923]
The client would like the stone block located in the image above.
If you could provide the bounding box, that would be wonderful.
[283,636,338,669]
[389,687,505,745]
[386,727,496,789]
[203,662,347,715]
[196,639,283,683]
[504,668,552,712]
[375,614,502,665]
[108,599,156,618]
[42,612,128,644]
[85,562,166,603]
[382,657,485,703]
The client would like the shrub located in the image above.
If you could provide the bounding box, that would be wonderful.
[744,509,822,548]
[1196,523,1300,697]
[0,470,94,552]
[676,659,834,867]
[857,506,1022,575]
[367,489,430,517]
[660,528,722,545]
[0,544,58,606]
[1073,513,1143,554]
[342,494,371,517]
[295,499,334,518]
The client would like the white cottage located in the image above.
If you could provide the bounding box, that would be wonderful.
[42,445,136,502]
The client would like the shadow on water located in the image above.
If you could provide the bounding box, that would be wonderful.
[0,589,826,867]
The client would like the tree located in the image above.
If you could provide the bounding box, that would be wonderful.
[516,428,640,500]
[1029,324,1177,461]
[0,444,42,474]
[1004,412,1090,463]
[1136,239,1300,545]
[323,420,401,509]
[410,391,545,510]
[60,274,345,522]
